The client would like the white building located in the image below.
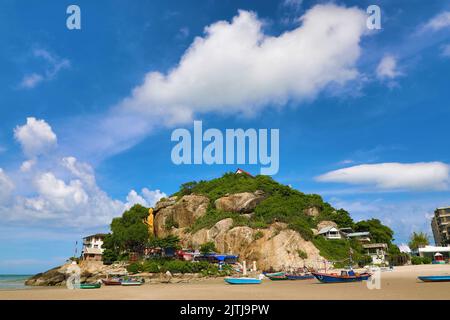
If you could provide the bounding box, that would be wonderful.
[317,226,343,240]
[418,245,450,260]
[82,233,107,261]
[363,243,388,265]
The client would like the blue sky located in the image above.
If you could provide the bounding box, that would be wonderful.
[1,0,450,273]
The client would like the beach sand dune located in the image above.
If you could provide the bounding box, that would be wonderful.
[1,265,449,300]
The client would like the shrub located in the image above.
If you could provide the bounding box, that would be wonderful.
[200,241,216,254]
[165,216,179,229]
[422,257,432,264]
[410,256,431,265]
[254,231,264,240]
[297,250,308,259]
[411,256,422,265]
[127,262,143,274]
[288,218,314,241]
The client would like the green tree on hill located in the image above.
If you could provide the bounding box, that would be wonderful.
[103,204,150,257]
[354,219,394,244]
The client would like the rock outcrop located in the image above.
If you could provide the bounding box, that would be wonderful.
[25,261,128,286]
[214,191,266,213]
[303,206,320,217]
[317,220,337,230]
[154,194,209,237]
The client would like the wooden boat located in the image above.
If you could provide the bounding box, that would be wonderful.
[224,277,262,285]
[102,278,122,286]
[285,274,315,280]
[418,275,450,282]
[267,274,288,281]
[312,270,371,283]
[121,280,144,286]
[80,282,101,289]
[263,271,285,277]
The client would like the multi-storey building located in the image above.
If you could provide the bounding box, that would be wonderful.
[82,233,106,261]
[431,206,450,246]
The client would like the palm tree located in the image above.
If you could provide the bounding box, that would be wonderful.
[408,232,429,250]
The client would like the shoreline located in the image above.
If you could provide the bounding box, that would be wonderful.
[1,265,449,300]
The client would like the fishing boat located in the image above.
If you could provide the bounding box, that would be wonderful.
[263,271,285,277]
[80,282,101,289]
[224,277,262,285]
[102,278,122,286]
[418,275,450,282]
[285,274,315,280]
[121,279,144,286]
[312,270,371,283]
[267,274,288,281]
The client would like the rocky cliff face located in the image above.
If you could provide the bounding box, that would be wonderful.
[153,192,324,270]
[154,194,209,237]
[214,191,266,213]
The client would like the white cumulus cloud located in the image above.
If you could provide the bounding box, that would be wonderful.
[316,162,449,191]
[119,5,367,125]
[14,117,57,157]
[125,188,166,209]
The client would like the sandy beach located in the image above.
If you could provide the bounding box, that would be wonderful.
[1,264,449,300]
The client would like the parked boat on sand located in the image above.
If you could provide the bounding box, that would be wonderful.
[418,275,450,282]
[224,277,262,285]
[80,282,101,289]
[312,270,371,283]
[102,278,122,286]
[285,274,315,280]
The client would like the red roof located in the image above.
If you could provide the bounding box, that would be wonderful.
[235,168,253,177]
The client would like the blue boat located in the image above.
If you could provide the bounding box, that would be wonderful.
[224,277,262,285]
[418,275,450,282]
[286,274,315,280]
[312,270,371,283]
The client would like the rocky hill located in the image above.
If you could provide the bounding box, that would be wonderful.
[149,173,355,270]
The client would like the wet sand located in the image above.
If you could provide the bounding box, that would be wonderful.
[1,264,449,300]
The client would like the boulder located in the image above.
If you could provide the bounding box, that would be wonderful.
[25,261,128,286]
[154,196,178,211]
[317,220,338,230]
[214,191,266,213]
[154,194,209,237]
[303,206,320,217]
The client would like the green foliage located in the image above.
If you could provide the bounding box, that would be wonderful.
[199,241,217,254]
[102,249,118,264]
[354,219,394,244]
[312,237,367,267]
[103,204,150,256]
[126,259,232,276]
[408,232,429,250]
[147,235,181,249]
[317,208,354,228]
[288,217,314,241]
[127,262,142,274]
[174,173,286,201]
[411,256,432,265]
[165,216,179,229]
[297,249,308,259]
[253,231,264,240]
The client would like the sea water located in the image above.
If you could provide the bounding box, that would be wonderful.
[0,274,31,290]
